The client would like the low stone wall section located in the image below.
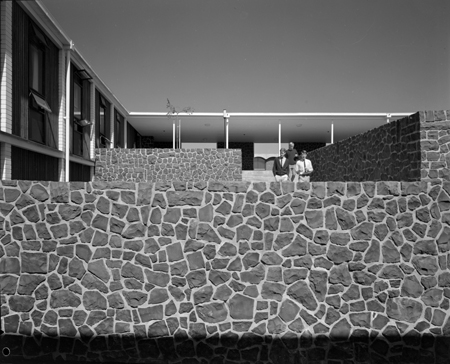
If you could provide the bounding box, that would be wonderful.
[420,110,450,181]
[1,180,450,363]
[94,148,242,182]
[308,110,450,182]
[308,113,421,181]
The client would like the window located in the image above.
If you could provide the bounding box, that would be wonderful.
[29,44,44,94]
[115,110,123,148]
[73,73,83,156]
[99,95,108,146]
[28,23,51,145]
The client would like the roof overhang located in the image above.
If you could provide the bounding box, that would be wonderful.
[127,112,412,144]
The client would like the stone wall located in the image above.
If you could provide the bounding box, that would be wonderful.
[308,113,422,182]
[308,110,450,183]
[217,142,254,171]
[2,179,450,363]
[94,149,242,183]
[420,110,450,182]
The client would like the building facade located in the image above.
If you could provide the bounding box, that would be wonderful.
[0,0,141,182]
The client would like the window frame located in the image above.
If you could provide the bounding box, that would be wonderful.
[28,23,49,145]
[115,110,123,148]
[72,70,84,156]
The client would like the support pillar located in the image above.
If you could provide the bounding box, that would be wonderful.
[123,119,128,148]
[89,81,95,160]
[331,122,334,144]
[278,120,281,151]
[223,109,229,149]
[110,103,115,148]
[0,1,13,180]
[172,120,175,149]
[0,0,13,135]
[1,143,11,180]
[64,46,72,182]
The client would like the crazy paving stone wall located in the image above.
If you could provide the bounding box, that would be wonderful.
[307,111,450,182]
[2,180,450,363]
[94,149,242,183]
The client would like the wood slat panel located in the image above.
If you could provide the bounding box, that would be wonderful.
[11,146,59,181]
[12,1,28,138]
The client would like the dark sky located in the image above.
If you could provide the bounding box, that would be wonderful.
[41,0,450,113]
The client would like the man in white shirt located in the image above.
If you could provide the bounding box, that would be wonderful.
[296,150,313,182]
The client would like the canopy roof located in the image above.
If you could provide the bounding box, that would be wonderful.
[128,112,412,144]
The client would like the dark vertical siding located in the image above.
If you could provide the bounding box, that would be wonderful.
[70,162,91,182]
[12,3,59,147]
[12,1,28,138]
[127,122,139,148]
[115,109,124,148]
[11,146,59,181]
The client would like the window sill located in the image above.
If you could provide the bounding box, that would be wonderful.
[70,153,95,167]
[0,131,63,159]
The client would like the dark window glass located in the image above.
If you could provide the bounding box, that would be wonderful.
[115,112,122,148]
[73,73,83,156]
[29,44,44,94]
[100,105,106,136]
[74,82,82,121]
[28,23,49,145]
[28,99,45,144]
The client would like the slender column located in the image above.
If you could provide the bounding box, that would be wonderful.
[0,143,11,180]
[223,109,229,149]
[172,120,175,148]
[57,49,66,181]
[0,0,13,134]
[0,1,13,180]
[278,120,281,151]
[110,103,115,148]
[123,119,128,148]
[331,122,334,144]
[65,47,72,182]
[89,81,95,160]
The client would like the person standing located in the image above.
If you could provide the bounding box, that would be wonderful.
[285,142,298,181]
[296,150,313,182]
[272,148,290,182]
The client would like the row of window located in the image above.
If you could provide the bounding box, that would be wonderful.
[26,18,125,157]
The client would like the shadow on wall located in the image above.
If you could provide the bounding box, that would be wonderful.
[1,331,446,363]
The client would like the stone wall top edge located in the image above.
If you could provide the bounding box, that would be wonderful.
[1,179,449,195]
[94,148,242,152]
[418,109,450,123]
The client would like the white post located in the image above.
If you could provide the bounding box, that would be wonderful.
[0,1,13,180]
[278,120,281,151]
[331,122,334,144]
[64,45,72,182]
[89,81,95,160]
[172,119,175,149]
[223,109,229,149]
[110,103,114,148]
[123,119,128,148]
[386,113,391,123]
